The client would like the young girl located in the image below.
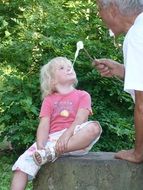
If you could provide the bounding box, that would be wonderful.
[11,57,102,190]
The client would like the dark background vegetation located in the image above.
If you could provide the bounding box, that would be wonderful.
[0,0,134,156]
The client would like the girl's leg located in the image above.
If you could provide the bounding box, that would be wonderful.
[65,122,101,152]
[33,122,101,165]
[11,170,28,190]
[11,142,40,189]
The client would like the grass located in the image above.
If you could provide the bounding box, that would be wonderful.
[0,151,32,190]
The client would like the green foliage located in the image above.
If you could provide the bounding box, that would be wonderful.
[0,67,39,152]
[0,0,134,154]
[0,153,13,190]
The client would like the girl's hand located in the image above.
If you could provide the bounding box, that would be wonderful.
[55,130,73,155]
[36,142,45,150]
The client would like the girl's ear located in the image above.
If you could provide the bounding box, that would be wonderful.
[51,79,55,86]
[51,78,57,86]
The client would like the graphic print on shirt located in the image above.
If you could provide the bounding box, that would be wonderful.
[53,100,73,117]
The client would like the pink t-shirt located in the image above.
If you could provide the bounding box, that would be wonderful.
[39,89,92,134]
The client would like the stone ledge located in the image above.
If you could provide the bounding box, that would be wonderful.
[33,152,143,190]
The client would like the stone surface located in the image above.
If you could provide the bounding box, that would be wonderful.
[33,152,143,190]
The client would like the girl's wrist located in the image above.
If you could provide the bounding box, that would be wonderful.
[36,141,45,149]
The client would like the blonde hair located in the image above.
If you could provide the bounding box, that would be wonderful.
[40,57,78,99]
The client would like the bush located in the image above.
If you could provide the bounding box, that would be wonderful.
[0,0,134,154]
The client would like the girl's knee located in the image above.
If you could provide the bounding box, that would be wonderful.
[87,121,102,138]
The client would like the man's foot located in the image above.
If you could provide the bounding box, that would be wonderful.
[115,149,143,163]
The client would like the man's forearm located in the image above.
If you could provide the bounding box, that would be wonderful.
[116,63,125,79]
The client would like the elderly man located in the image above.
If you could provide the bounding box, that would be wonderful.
[93,0,143,163]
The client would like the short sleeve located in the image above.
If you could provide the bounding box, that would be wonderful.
[39,97,53,118]
[124,39,143,91]
[78,91,92,114]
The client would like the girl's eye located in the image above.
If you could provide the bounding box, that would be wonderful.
[60,66,64,70]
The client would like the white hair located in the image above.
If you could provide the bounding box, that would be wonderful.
[98,0,143,15]
[40,57,78,99]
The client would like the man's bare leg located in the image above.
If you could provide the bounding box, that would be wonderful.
[115,91,143,163]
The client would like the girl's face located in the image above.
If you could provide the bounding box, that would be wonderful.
[53,61,77,86]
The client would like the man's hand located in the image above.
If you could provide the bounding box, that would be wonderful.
[92,58,124,79]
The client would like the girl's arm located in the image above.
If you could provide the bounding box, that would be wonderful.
[56,108,89,154]
[36,116,50,150]
[67,108,89,134]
